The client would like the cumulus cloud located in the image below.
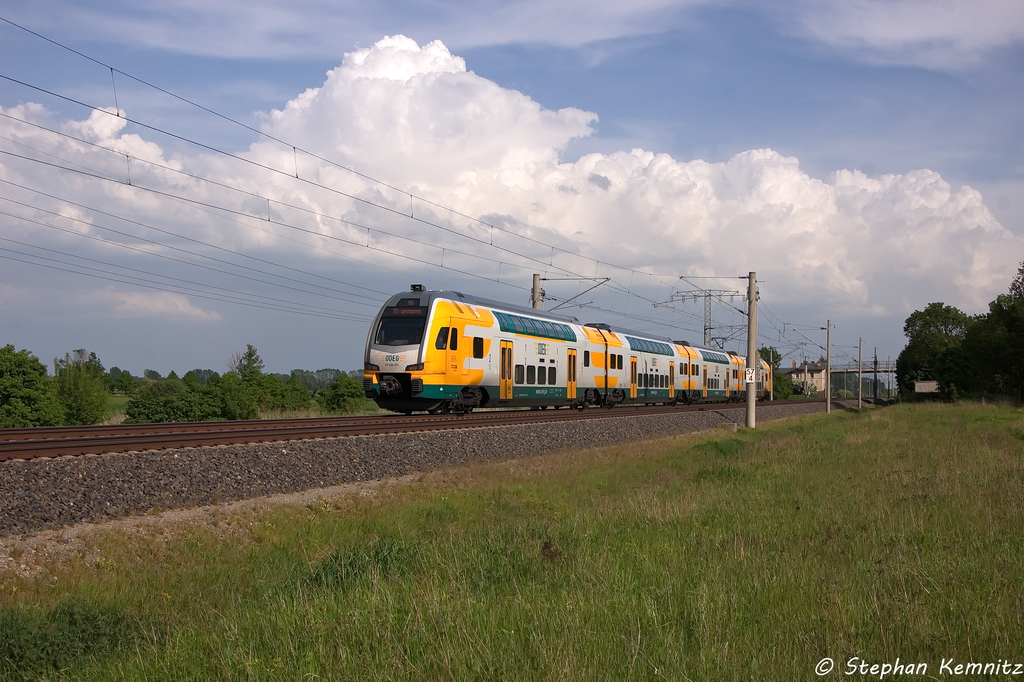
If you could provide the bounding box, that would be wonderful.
[105,290,222,321]
[242,36,1018,315]
[254,36,596,186]
[0,34,1019,344]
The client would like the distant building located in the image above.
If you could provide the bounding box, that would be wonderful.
[778,360,827,394]
[914,380,940,393]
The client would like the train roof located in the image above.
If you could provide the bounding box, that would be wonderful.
[386,289,583,325]
[388,288,759,358]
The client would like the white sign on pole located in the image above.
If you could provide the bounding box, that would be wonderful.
[745,368,755,384]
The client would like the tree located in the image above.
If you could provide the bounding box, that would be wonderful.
[959,285,1024,399]
[313,368,342,389]
[54,349,109,426]
[896,302,972,395]
[1009,261,1024,301]
[0,344,63,427]
[114,370,137,395]
[758,346,782,371]
[229,344,265,379]
[757,346,791,399]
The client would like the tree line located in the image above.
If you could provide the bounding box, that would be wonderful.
[897,261,1024,400]
[0,343,371,428]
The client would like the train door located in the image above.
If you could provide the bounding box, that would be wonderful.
[669,362,675,397]
[567,349,577,400]
[499,340,513,400]
[702,366,708,397]
[444,323,460,388]
[630,356,638,399]
[725,368,730,398]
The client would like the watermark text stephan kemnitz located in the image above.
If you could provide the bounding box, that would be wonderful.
[814,656,1024,678]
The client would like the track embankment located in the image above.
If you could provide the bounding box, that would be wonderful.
[0,401,836,536]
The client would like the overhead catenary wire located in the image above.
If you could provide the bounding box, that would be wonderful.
[0,74,596,285]
[0,250,372,321]
[0,197,384,309]
[0,237,370,319]
[0,19,756,338]
[0,31,725,303]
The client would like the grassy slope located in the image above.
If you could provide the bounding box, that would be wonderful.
[1,402,1022,680]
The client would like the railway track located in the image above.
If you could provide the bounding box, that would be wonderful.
[0,401,799,462]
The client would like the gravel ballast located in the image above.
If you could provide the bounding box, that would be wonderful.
[0,401,833,536]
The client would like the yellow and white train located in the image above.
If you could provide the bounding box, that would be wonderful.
[363,286,771,413]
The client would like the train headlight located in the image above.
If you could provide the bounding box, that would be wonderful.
[405,363,424,371]
[365,362,380,371]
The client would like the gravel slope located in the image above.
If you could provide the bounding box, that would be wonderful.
[0,401,834,536]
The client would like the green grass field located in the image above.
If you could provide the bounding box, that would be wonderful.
[2,402,1022,679]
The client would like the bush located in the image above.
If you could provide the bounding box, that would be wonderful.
[317,374,370,413]
[124,373,257,423]
[772,372,792,400]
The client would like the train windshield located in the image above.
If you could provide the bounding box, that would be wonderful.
[374,306,428,346]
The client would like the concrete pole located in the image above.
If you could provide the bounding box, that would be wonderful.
[825,320,832,414]
[873,347,879,401]
[888,356,893,400]
[745,272,757,428]
[857,337,863,411]
[804,356,808,399]
[704,294,712,346]
[531,274,541,309]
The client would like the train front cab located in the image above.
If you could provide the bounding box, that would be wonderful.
[364,289,495,413]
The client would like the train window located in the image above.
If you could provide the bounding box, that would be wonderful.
[692,364,699,375]
[583,350,590,367]
[618,355,624,369]
[527,366,536,384]
[434,327,449,350]
[374,316,427,346]
[537,366,546,384]
[449,327,459,351]
[549,367,557,384]
[515,364,525,384]
[661,375,667,388]
[473,337,484,359]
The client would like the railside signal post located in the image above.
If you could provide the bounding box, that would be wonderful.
[745,271,757,429]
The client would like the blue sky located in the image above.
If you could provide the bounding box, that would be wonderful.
[0,0,1021,376]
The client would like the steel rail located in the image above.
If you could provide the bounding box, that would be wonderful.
[0,401,819,461]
